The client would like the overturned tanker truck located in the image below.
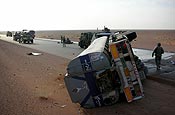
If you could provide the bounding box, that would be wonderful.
[64,31,147,108]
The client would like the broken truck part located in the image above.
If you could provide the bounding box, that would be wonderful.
[64,31,146,108]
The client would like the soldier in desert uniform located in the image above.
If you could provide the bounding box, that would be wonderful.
[152,43,164,70]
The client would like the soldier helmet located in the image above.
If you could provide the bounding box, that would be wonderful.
[157,43,161,46]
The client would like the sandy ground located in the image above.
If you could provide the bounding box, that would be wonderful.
[132,30,175,52]
[0,40,80,115]
[0,30,175,115]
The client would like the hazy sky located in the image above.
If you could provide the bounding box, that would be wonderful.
[0,0,174,31]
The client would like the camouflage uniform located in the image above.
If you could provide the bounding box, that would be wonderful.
[152,43,164,70]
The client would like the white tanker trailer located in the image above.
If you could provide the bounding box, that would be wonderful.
[64,32,146,108]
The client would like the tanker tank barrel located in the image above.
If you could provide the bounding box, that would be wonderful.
[65,28,147,108]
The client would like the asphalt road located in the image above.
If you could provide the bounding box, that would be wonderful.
[0,35,83,60]
[0,35,174,61]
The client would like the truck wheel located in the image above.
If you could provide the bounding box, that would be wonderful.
[79,45,83,48]
[103,90,119,106]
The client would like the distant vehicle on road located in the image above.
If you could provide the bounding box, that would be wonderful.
[19,30,34,44]
[6,31,12,37]
[78,32,94,48]
[78,27,111,49]
[13,32,21,41]
[13,30,35,44]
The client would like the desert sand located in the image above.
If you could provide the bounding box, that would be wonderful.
[0,30,175,115]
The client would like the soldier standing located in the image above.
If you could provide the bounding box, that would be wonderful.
[152,43,164,70]
[62,37,66,47]
[61,35,63,43]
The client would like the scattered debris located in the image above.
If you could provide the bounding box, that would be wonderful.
[56,77,61,81]
[27,52,42,56]
[60,105,66,108]
[53,103,66,108]
[53,102,59,106]
[39,95,48,100]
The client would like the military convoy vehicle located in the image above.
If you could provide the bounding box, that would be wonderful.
[78,27,116,48]
[13,30,35,44]
[78,32,94,48]
[19,30,34,44]
[6,31,12,37]
[78,31,113,49]
[65,30,147,108]
[13,32,21,41]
